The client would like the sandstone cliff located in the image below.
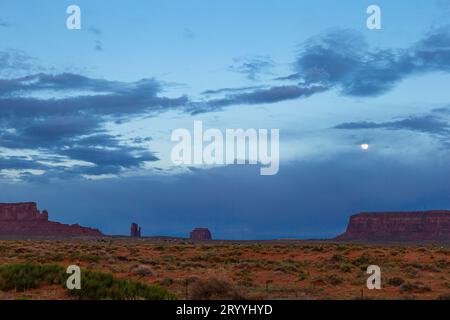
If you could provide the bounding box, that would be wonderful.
[335,210,450,242]
[0,202,103,238]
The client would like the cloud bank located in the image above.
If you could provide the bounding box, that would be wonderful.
[2,26,450,180]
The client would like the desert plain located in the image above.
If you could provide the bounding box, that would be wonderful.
[0,239,449,300]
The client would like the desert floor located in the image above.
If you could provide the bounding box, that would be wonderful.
[0,238,449,300]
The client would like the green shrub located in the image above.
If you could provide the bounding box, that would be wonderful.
[328,274,344,286]
[159,278,174,286]
[388,277,405,287]
[0,263,65,291]
[340,264,352,273]
[0,263,175,300]
[69,270,175,300]
[330,254,345,263]
[298,270,309,281]
[400,282,432,293]
[189,278,245,300]
[352,254,371,267]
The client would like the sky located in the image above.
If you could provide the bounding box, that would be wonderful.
[1,0,450,239]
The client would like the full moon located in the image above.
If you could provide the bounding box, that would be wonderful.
[360,143,369,151]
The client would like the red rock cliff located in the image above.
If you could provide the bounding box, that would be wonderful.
[335,210,450,242]
[0,202,103,238]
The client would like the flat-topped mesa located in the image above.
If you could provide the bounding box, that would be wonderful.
[335,210,450,242]
[0,202,103,238]
[190,228,212,241]
[0,202,48,221]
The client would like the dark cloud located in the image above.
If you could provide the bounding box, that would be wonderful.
[88,27,102,36]
[0,73,147,97]
[0,128,158,178]
[0,116,100,149]
[0,73,190,119]
[218,85,326,105]
[201,85,265,95]
[229,56,274,80]
[0,156,45,170]
[0,73,186,177]
[334,115,450,135]
[130,136,152,144]
[61,145,157,169]
[94,40,103,52]
[281,26,450,97]
[190,85,327,114]
[87,27,103,51]
[194,26,450,108]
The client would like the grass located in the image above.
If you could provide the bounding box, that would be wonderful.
[0,263,175,300]
[70,270,175,300]
[0,264,64,291]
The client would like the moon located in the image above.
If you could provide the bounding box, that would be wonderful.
[360,143,369,151]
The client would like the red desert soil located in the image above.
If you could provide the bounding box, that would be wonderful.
[0,239,450,300]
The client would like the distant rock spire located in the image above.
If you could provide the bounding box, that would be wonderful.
[131,222,141,238]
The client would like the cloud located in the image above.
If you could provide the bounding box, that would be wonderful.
[2,25,450,179]
[281,26,450,97]
[61,145,157,171]
[0,20,9,27]
[194,26,450,109]
[0,156,45,170]
[0,73,188,116]
[94,40,103,52]
[334,115,450,135]
[0,115,100,149]
[229,56,274,80]
[88,27,102,36]
[190,84,327,114]
[201,85,265,96]
[87,27,103,51]
[0,74,324,178]
[0,50,41,77]
[0,73,188,178]
[182,28,196,39]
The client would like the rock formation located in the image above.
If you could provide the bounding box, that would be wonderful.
[336,210,450,242]
[190,228,212,241]
[130,222,141,238]
[0,202,103,238]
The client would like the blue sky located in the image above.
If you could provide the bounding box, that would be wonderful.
[1,1,450,239]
